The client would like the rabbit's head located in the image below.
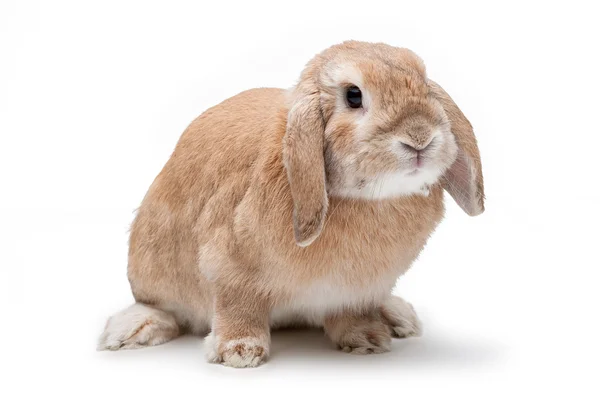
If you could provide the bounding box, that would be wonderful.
[283,41,485,247]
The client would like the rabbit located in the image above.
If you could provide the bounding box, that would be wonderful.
[97,40,484,368]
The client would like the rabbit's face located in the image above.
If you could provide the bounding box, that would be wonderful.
[316,46,459,200]
[284,41,484,246]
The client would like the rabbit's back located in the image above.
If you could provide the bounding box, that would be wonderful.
[126,88,288,318]
[149,87,287,211]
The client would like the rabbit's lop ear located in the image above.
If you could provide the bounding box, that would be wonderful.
[283,76,329,247]
[429,80,485,216]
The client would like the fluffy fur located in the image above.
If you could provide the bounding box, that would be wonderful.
[98,41,485,368]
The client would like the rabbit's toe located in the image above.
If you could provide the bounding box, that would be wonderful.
[205,332,268,368]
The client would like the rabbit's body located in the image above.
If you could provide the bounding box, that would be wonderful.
[126,88,443,332]
[99,41,484,367]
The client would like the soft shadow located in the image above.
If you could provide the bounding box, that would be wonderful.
[96,327,504,371]
[268,327,504,369]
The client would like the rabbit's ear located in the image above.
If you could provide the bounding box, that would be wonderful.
[283,78,328,247]
[429,80,485,216]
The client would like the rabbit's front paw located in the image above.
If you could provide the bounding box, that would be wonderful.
[205,332,268,368]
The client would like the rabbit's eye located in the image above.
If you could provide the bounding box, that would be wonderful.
[346,86,362,109]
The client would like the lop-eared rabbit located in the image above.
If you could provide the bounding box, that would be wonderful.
[98,41,484,368]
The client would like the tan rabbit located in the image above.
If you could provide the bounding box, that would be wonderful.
[98,40,484,368]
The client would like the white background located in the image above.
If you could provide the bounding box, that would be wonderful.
[2,0,599,396]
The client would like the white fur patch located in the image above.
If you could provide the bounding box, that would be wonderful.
[324,63,364,89]
[270,274,396,328]
[204,330,220,362]
[335,167,440,200]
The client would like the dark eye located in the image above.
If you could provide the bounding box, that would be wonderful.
[346,86,362,109]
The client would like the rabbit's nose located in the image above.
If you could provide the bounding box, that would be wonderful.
[401,142,423,152]
[399,136,434,152]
